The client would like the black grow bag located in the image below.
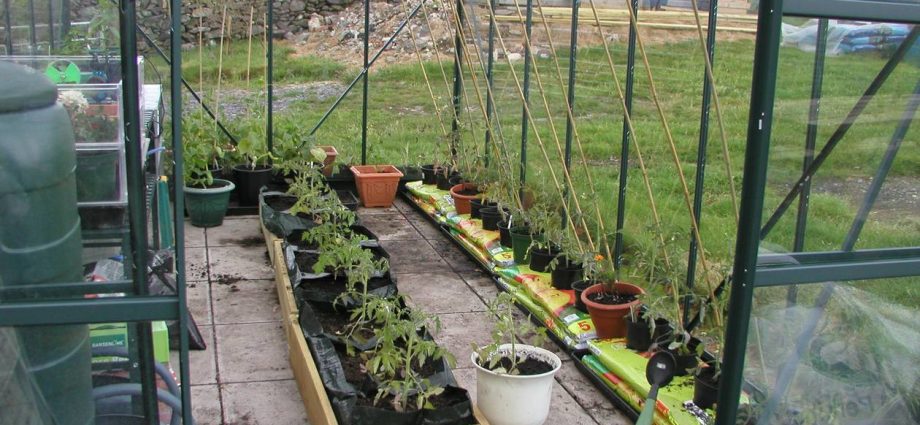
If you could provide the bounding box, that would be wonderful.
[284,244,391,284]
[284,224,380,251]
[259,190,318,237]
[293,274,398,310]
[300,306,474,425]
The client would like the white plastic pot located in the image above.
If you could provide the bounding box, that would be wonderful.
[471,343,561,425]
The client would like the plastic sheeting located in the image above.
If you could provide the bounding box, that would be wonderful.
[748,284,920,424]
[782,20,913,56]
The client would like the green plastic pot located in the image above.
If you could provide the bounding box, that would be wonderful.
[75,149,119,202]
[509,226,533,264]
[184,179,235,227]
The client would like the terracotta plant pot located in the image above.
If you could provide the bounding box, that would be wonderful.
[350,165,404,208]
[449,183,481,215]
[580,282,644,339]
[318,145,338,176]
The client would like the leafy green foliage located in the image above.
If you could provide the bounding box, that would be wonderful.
[473,292,546,375]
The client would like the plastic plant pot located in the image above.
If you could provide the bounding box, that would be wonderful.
[318,145,338,176]
[529,245,559,273]
[184,179,235,227]
[450,183,481,215]
[471,199,496,219]
[550,258,583,290]
[509,226,533,264]
[421,164,442,185]
[350,165,404,208]
[497,220,513,248]
[471,344,561,425]
[233,164,273,206]
[480,206,505,231]
[580,282,644,339]
[571,280,594,313]
[693,366,720,409]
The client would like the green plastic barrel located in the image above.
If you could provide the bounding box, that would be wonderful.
[0,62,95,425]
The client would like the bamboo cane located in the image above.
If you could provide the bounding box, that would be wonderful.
[247,6,254,88]
[227,14,233,55]
[215,3,227,122]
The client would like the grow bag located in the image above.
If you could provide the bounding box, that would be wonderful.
[284,244,390,284]
[259,190,318,237]
[284,224,380,251]
[300,311,474,424]
[293,274,398,311]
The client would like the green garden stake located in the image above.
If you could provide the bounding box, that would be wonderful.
[636,351,676,425]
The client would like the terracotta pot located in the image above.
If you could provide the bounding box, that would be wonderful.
[449,183,481,215]
[580,282,644,339]
[318,146,338,176]
[350,165,404,208]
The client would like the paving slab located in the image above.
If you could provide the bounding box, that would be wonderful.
[358,212,425,240]
[433,312,495,369]
[215,322,291,383]
[458,270,501,302]
[428,239,481,273]
[357,205,400,215]
[206,217,264,247]
[212,279,280,325]
[396,272,487,314]
[208,245,274,281]
[556,361,632,425]
[186,247,210,282]
[171,326,217,386]
[190,384,222,425]
[184,220,207,248]
[406,215,449,241]
[380,240,449,274]
[186,281,211,326]
[392,196,416,213]
[221,380,309,425]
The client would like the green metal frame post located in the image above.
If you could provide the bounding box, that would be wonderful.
[788,18,827,306]
[118,0,158,422]
[267,0,274,153]
[3,0,12,54]
[484,0,496,167]
[562,0,579,171]
[613,0,639,269]
[47,0,53,51]
[715,0,784,423]
[683,0,719,326]
[361,0,369,164]
[518,0,534,189]
[27,0,36,51]
[169,0,193,420]
[450,0,465,163]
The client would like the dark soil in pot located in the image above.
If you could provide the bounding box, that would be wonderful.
[571,280,593,312]
[294,251,336,275]
[693,366,720,409]
[550,257,583,290]
[497,220,513,247]
[455,186,479,196]
[529,246,560,272]
[483,356,555,376]
[480,206,505,231]
[586,290,638,305]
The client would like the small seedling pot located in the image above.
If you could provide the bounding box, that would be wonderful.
[317,145,338,176]
[497,220,513,248]
[580,282,644,339]
[571,280,594,312]
[480,206,505,231]
[449,183,481,215]
[529,245,559,273]
[509,226,534,264]
[550,257,583,290]
[693,366,720,409]
[471,344,561,425]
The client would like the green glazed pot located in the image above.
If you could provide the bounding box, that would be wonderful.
[184,179,235,227]
[509,226,533,265]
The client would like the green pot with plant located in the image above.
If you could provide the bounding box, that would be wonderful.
[471,293,561,425]
[182,114,234,227]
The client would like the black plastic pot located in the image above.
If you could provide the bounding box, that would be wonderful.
[397,166,423,188]
[693,367,720,409]
[497,220,513,248]
[550,257,583,290]
[480,206,505,231]
[571,280,593,312]
[626,317,671,352]
[436,170,457,191]
[668,339,701,376]
[234,164,273,206]
[529,246,559,272]
[420,164,442,185]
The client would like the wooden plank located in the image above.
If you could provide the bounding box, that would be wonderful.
[473,405,491,425]
[272,239,298,336]
[288,316,339,425]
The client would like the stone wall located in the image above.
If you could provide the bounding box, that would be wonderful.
[70,0,358,46]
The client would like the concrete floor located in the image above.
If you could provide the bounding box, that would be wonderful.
[178,196,631,424]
